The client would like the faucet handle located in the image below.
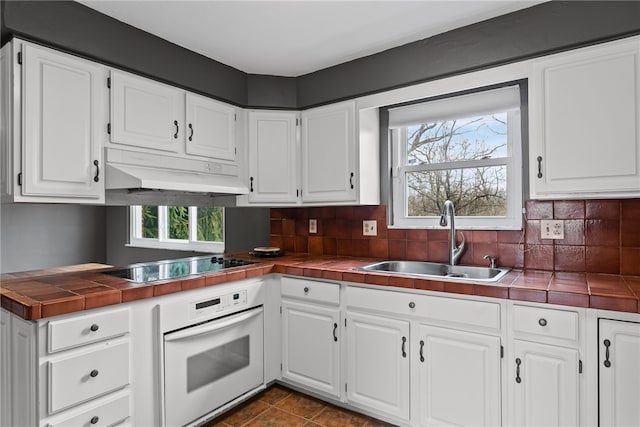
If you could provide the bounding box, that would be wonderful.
[483,255,497,269]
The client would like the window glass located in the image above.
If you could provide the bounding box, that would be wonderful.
[389,84,523,230]
[197,207,224,242]
[130,206,224,252]
[141,206,159,238]
[168,206,189,240]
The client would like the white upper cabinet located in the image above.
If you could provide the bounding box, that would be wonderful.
[110,70,237,163]
[5,42,106,203]
[301,100,357,203]
[242,101,379,206]
[185,93,236,161]
[247,111,299,203]
[110,70,182,153]
[530,36,640,199]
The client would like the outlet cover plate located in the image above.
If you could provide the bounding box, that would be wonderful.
[309,219,317,234]
[541,219,564,239]
[363,220,377,236]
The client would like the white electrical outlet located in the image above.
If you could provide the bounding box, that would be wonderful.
[541,219,564,239]
[363,220,377,236]
[309,219,317,234]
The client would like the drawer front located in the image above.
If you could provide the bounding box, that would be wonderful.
[346,286,501,332]
[49,341,129,413]
[48,393,130,427]
[512,305,579,343]
[281,277,340,305]
[48,307,130,353]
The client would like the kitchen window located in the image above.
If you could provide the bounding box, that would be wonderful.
[129,205,224,252]
[388,84,523,229]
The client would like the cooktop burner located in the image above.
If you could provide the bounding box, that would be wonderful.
[105,255,255,283]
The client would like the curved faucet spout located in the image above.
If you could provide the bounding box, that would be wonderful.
[439,200,465,266]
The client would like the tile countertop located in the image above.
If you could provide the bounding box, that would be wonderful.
[1,254,639,321]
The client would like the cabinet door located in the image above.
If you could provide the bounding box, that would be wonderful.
[185,93,236,161]
[599,319,640,427]
[511,340,579,427]
[248,111,299,203]
[22,44,104,200]
[281,300,340,397]
[346,311,410,421]
[530,37,640,198]
[110,70,182,152]
[417,325,501,427]
[301,100,356,202]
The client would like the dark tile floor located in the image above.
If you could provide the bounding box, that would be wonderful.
[205,384,397,427]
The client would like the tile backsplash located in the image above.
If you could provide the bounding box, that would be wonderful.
[269,199,640,275]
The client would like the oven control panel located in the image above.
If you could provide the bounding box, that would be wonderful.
[189,290,248,321]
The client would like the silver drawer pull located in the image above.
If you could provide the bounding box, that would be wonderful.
[538,318,548,327]
[90,323,100,332]
[89,369,99,378]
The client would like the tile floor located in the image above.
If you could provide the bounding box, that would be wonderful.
[204,384,397,427]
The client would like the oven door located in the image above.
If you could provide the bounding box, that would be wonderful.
[164,306,264,426]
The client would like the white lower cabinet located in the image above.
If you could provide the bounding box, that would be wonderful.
[599,318,640,426]
[280,277,341,398]
[345,285,504,427]
[0,306,131,426]
[346,311,410,421]
[507,303,584,427]
[417,325,501,426]
[511,340,579,426]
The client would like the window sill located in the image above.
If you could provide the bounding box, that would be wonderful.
[126,241,224,253]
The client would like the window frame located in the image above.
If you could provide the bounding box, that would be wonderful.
[389,86,523,230]
[129,205,225,252]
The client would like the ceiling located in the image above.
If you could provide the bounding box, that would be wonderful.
[78,1,545,77]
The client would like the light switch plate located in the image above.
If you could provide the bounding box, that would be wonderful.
[309,219,317,234]
[541,219,564,239]
[363,220,377,236]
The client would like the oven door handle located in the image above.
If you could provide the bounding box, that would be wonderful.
[164,307,263,342]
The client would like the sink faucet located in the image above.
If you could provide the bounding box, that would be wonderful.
[439,200,466,266]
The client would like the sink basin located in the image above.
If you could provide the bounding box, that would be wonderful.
[355,261,510,283]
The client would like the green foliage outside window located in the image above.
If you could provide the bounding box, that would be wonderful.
[141,206,159,238]
[140,205,223,242]
[168,206,189,240]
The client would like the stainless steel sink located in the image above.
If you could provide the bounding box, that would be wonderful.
[355,261,510,283]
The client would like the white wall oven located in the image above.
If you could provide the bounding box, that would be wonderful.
[160,279,265,427]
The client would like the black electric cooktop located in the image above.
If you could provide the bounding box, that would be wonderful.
[105,255,255,283]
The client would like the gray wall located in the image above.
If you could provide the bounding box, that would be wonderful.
[296,1,640,107]
[105,206,270,267]
[0,204,107,273]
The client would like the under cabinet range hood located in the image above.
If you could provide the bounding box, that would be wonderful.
[104,148,248,205]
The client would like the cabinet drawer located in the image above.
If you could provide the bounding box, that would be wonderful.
[48,307,130,353]
[282,277,340,305]
[49,341,129,413]
[512,305,579,343]
[346,286,501,332]
[48,393,130,427]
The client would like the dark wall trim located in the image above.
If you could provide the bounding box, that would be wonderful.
[2,1,639,109]
[1,0,248,106]
[247,74,297,110]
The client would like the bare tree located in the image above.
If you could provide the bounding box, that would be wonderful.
[405,115,507,217]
